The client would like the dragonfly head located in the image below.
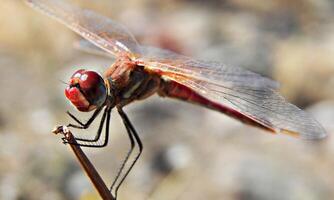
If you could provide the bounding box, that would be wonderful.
[65,69,107,112]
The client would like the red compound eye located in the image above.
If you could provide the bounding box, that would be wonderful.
[65,69,107,112]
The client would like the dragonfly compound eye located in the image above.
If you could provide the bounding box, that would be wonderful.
[65,69,107,112]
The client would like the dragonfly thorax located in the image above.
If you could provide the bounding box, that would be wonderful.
[65,69,107,112]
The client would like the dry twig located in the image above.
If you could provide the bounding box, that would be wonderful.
[53,126,115,200]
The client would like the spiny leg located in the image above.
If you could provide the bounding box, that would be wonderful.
[66,107,105,142]
[110,110,136,193]
[112,108,143,199]
[67,106,103,129]
[64,107,110,146]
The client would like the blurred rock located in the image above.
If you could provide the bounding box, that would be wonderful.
[0,110,6,130]
[151,144,192,175]
[0,174,18,200]
[307,100,334,132]
[274,36,334,106]
[0,0,334,199]
[66,171,93,200]
[28,108,55,135]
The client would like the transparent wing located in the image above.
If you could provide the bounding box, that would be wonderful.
[73,39,114,58]
[25,0,140,57]
[137,46,280,89]
[179,78,326,139]
[137,46,326,139]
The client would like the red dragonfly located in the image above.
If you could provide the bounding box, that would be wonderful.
[26,0,326,198]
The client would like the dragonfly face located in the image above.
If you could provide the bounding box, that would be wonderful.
[65,69,107,112]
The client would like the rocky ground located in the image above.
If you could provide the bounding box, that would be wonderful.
[0,0,334,199]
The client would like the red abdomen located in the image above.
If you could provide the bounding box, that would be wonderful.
[158,80,274,132]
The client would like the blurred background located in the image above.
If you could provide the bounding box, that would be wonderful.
[1,0,334,199]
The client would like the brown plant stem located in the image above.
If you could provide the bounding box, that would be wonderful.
[53,126,115,200]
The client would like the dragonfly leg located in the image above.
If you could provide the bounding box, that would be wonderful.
[111,108,143,199]
[110,109,135,195]
[67,107,103,129]
[64,107,110,146]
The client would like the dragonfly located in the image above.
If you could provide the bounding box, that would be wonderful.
[26,0,327,198]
